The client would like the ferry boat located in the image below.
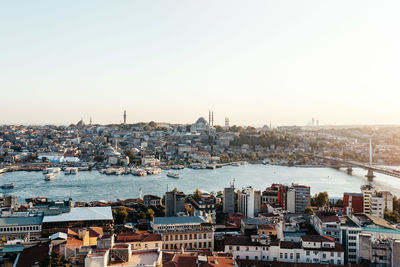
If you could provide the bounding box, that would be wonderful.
[1,183,14,189]
[44,173,56,181]
[65,167,79,175]
[167,172,179,179]
[43,167,61,174]
[133,169,147,176]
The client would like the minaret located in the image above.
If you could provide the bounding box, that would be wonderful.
[209,111,211,125]
[90,117,92,126]
[123,110,127,125]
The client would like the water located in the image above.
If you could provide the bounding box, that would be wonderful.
[1,165,400,202]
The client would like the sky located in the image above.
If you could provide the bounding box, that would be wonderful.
[1,1,400,126]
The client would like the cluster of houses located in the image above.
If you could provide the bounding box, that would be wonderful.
[1,181,399,266]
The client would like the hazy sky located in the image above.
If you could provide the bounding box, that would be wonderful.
[1,1,400,126]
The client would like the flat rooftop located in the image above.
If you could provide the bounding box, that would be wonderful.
[153,216,206,225]
[43,206,112,223]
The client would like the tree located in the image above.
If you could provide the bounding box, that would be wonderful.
[113,207,128,224]
[39,253,68,267]
[334,199,344,208]
[146,209,155,220]
[304,206,314,214]
[94,155,104,162]
[384,210,399,223]
[393,196,400,211]
[148,121,157,128]
[311,192,329,207]
[194,189,201,198]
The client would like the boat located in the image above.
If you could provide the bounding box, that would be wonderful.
[1,183,14,189]
[231,162,241,167]
[44,173,56,181]
[133,169,147,176]
[64,167,72,175]
[43,167,61,174]
[206,164,216,170]
[167,172,179,179]
[70,168,78,174]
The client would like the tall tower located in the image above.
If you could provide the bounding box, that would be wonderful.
[212,111,214,127]
[123,110,127,125]
[89,117,92,126]
[225,117,230,130]
[209,110,211,126]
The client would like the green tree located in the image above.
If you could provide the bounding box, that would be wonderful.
[384,210,399,223]
[334,199,344,208]
[39,253,68,267]
[311,192,329,207]
[304,206,314,214]
[113,207,128,224]
[146,209,155,220]
[94,155,104,162]
[194,189,201,198]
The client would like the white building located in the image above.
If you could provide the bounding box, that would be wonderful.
[239,187,261,218]
[152,216,214,251]
[361,185,374,214]
[370,196,385,218]
[225,235,344,265]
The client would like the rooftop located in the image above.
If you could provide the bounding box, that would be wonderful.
[0,214,43,226]
[153,216,206,225]
[42,206,112,223]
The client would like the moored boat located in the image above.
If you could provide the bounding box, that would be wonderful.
[167,172,179,179]
[1,183,14,189]
[44,173,56,181]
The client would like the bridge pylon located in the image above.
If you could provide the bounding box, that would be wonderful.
[366,169,375,179]
[347,166,353,174]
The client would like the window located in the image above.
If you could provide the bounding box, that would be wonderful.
[280,253,283,259]
[180,235,183,240]
[255,256,258,260]
[246,256,249,260]
[236,246,240,251]
[229,246,232,251]
[208,242,211,247]
[331,252,334,257]
[155,243,158,247]
[322,253,326,259]
[246,247,249,251]
[285,253,288,259]
[194,234,197,239]
[165,236,169,241]
[165,244,169,249]
[296,253,300,260]
[204,233,207,239]
[306,251,310,256]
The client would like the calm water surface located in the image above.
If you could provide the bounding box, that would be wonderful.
[1,165,400,202]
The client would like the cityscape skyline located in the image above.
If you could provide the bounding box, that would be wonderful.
[1,0,400,125]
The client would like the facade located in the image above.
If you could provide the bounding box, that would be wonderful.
[225,235,344,265]
[290,184,311,213]
[339,216,362,264]
[262,185,279,205]
[223,185,235,214]
[190,196,216,224]
[370,195,385,218]
[143,195,161,207]
[238,187,261,218]
[0,212,43,241]
[358,233,400,266]
[361,185,374,214]
[165,191,186,217]
[311,211,341,243]
[152,216,214,251]
[343,193,363,214]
